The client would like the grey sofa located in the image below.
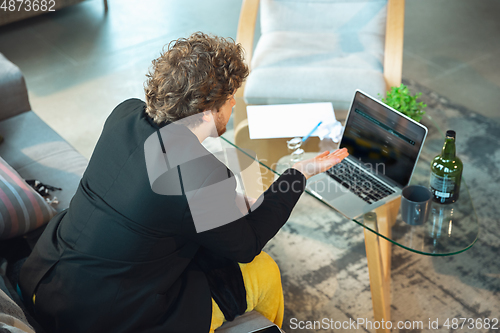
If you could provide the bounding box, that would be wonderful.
[0,52,88,213]
[0,53,88,333]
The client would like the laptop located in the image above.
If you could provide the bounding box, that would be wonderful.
[306,90,428,219]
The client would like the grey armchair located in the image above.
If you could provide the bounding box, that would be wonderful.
[235,0,405,112]
[231,0,405,171]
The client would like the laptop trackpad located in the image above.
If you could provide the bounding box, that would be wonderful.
[308,179,348,201]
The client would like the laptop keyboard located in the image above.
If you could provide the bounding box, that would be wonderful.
[326,160,396,204]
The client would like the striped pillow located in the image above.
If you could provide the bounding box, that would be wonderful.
[0,157,56,240]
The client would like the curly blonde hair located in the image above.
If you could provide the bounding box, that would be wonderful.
[144,32,248,125]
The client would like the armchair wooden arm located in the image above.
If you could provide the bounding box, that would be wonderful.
[236,0,260,99]
[383,0,405,91]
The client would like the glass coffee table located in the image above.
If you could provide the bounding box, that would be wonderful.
[219,97,479,332]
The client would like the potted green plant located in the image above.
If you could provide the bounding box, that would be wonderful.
[380,84,427,122]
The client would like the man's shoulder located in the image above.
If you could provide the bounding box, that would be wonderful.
[116,98,145,109]
[112,98,145,115]
[104,99,147,127]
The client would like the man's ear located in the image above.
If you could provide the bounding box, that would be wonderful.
[202,110,213,122]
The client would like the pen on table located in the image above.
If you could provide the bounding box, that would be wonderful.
[302,121,323,143]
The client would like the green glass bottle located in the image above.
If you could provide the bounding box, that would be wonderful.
[430,130,463,204]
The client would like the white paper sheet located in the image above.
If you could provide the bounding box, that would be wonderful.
[246,102,336,139]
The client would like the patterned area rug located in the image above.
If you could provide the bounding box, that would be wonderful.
[260,79,500,332]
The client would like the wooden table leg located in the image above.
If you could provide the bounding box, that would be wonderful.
[363,197,401,333]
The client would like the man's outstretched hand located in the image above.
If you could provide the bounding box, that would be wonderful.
[291,148,349,180]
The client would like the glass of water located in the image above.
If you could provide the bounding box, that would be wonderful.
[287,137,304,162]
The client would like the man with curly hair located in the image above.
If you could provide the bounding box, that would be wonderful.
[19,32,348,333]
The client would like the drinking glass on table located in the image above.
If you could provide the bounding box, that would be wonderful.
[287,137,304,162]
[287,121,323,163]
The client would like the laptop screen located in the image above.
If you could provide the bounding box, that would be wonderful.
[339,91,427,188]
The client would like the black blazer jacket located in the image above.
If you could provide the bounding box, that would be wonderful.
[19,99,306,333]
